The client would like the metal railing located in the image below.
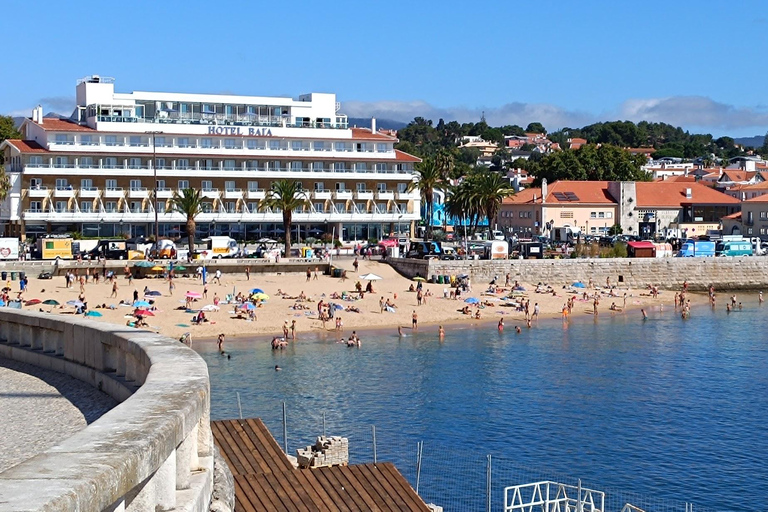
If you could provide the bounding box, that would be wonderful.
[504,481,604,512]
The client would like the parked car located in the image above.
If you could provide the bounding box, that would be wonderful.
[407,241,443,259]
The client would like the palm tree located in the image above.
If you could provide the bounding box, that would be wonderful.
[407,157,445,241]
[171,188,204,255]
[474,171,515,231]
[260,179,310,257]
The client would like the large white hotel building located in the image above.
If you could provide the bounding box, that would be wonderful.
[0,76,421,241]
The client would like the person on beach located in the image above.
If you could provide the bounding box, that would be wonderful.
[169,278,175,296]
[111,281,118,298]
[533,303,540,321]
[217,333,225,353]
[412,310,418,331]
[313,266,319,280]
[245,266,250,281]
[353,258,359,273]
[213,269,222,285]
[306,267,312,282]
[290,320,297,340]
[283,321,289,339]
[498,318,504,331]
[760,291,764,304]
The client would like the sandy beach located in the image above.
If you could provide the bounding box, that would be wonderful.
[15,258,704,341]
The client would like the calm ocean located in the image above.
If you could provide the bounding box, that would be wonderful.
[200,301,768,511]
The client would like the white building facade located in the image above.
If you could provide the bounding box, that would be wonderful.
[1,76,421,242]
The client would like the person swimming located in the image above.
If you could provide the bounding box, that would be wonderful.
[515,326,522,334]
[498,318,504,331]
[438,325,445,338]
[641,308,648,320]
[275,365,281,371]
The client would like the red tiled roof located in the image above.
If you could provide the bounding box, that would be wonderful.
[744,194,768,203]
[636,182,739,207]
[350,128,396,140]
[653,175,696,182]
[3,139,48,153]
[393,149,421,162]
[34,118,95,132]
[502,187,542,204]
[718,170,756,182]
[545,181,614,204]
[723,211,742,219]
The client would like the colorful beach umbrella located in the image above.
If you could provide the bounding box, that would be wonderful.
[85,311,103,317]
[250,288,265,294]
[175,266,187,271]
[24,299,42,306]
[464,297,479,304]
[186,292,202,299]
[134,309,154,317]
[134,261,154,268]
[240,302,256,310]
[67,300,85,307]
[251,293,269,301]
[151,265,165,271]
[359,273,383,281]
[42,299,60,306]
[133,300,151,308]
[412,277,426,282]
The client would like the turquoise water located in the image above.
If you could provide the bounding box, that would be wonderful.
[200,302,768,511]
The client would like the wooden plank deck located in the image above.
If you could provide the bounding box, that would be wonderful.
[213,418,431,512]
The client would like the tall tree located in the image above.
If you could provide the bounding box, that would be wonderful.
[260,179,310,257]
[473,171,515,229]
[171,188,204,255]
[0,115,21,143]
[407,157,445,241]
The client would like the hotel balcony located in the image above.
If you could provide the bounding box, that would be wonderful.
[79,187,100,198]
[313,189,332,200]
[156,188,174,199]
[104,188,125,198]
[396,190,417,200]
[54,188,75,198]
[246,189,265,200]
[224,188,243,199]
[356,189,374,200]
[335,190,353,200]
[201,188,220,199]
[376,190,395,200]
[129,188,149,199]
[28,187,49,198]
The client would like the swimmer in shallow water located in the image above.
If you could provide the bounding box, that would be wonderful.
[398,325,405,337]
[515,326,522,334]
[641,309,648,320]
[438,325,445,338]
[275,365,281,371]
[498,318,504,331]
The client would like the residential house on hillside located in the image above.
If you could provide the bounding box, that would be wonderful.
[459,137,498,158]
[567,138,587,150]
[735,195,768,239]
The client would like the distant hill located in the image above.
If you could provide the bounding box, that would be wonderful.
[734,135,765,148]
[12,112,66,129]
[348,118,406,131]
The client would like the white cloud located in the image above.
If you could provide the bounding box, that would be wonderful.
[343,96,768,135]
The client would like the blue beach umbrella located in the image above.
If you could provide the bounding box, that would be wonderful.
[133,300,151,308]
[241,302,256,310]
[250,288,265,294]
[464,297,479,304]
[572,282,586,288]
[85,311,103,317]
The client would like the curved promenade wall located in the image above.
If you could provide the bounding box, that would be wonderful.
[0,310,214,512]
[389,256,768,291]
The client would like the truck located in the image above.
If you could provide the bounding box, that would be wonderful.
[201,236,239,259]
[553,226,580,244]
[87,239,128,260]
[150,239,177,259]
[35,237,73,260]
[715,236,752,257]
[676,239,715,257]
[0,238,20,260]
[483,240,509,260]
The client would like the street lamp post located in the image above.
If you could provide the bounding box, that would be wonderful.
[146,131,163,246]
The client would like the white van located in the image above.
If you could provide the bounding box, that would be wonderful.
[202,236,239,259]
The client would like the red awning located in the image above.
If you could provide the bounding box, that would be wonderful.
[627,241,655,249]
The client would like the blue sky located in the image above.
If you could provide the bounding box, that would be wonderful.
[4,0,768,137]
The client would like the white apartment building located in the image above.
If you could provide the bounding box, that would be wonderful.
[0,75,421,242]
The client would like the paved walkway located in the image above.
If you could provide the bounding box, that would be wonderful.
[0,356,117,473]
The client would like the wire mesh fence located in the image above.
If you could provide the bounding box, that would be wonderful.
[250,402,721,512]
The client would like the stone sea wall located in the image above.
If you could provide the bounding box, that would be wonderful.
[389,257,768,291]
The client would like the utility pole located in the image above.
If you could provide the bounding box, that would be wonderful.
[146,131,163,245]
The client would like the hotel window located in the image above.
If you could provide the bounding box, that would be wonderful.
[247,202,258,212]
[55,178,69,190]
[225,105,233,117]
[314,182,325,191]
[104,157,117,169]
[80,179,93,190]
[356,183,367,192]
[598,212,605,218]
[202,203,213,213]
[80,135,95,146]
[201,138,213,149]
[80,201,93,213]
[105,201,117,213]
[224,139,238,149]
[335,202,346,213]
[397,202,407,213]
[590,212,597,219]
[248,181,259,191]
[313,202,325,212]
[377,183,387,192]
[201,159,213,170]
[374,203,386,213]
[178,137,190,148]
[54,156,69,168]
[177,159,189,170]
[334,162,347,172]
[155,136,167,147]
[291,141,302,151]
[376,143,388,152]
[29,201,41,212]
[225,181,236,191]
[290,161,303,171]
[156,180,166,190]
[156,202,166,213]
[314,141,327,151]
[106,179,118,190]
[129,158,142,169]
[105,135,119,146]
[201,180,213,191]
[357,143,373,152]
[223,160,236,170]
[29,156,43,167]
[156,158,167,169]
[55,201,68,213]
[129,136,144,147]
[356,162,368,172]
[55,134,73,145]
[30,178,42,189]
[130,179,142,191]
[335,142,352,152]
[80,157,94,168]
[178,180,189,190]
[761,211,767,220]
[130,201,142,213]
[397,183,408,193]
[336,182,346,191]
[272,161,282,171]
[269,140,281,151]
[355,202,367,213]
[313,162,325,172]
[246,160,259,170]
[375,163,387,172]
[226,202,237,213]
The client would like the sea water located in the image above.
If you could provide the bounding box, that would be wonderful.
[199,302,768,511]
